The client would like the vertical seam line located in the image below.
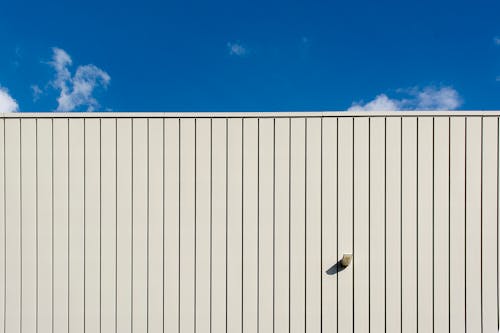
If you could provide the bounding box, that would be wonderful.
[67,119,70,333]
[99,119,102,333]
[20,119,23,333]
[177,118,181,332]
[400,117,403,333]
[3,118,5,333]
[225,118,229,333]
[384,117,388,333]
[432,117,435,333]
[83,119,86,333]
[162,118,165,333]
[319,117,323,333]
[257,118,260,333]
[241,118,244,333]
[194,119,197,333]
[115,118,118,333]
[51,119,55,333]
[416,117,419,333]
[210,118,213,333]
[131,119,134,333]
[304,118,307,333]
[465,117,468,332]
[288,118,291,333]
[497,116,499,331]
[480,117,484,333]
[336,118,339,333]
[36,119,39,333]
[448,117,451,333]
[352,117,355,332]
[272,118,276,333]
[368,117,371,333]
[146,119,150,333]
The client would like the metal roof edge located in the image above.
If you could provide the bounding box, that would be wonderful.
[1,111,500,118]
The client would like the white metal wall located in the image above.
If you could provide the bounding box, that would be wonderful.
[0,114,499,333]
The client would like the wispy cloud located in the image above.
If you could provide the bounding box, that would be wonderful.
[12,46,22,68]
[49,47,110,111]
[227,42,248,56]
[348,86,462,111]
[0,86,19,113]
[31,84,43,102]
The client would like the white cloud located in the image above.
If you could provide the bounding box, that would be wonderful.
[49,47,110,112]
[348,94,399,112]
[227,42,248,56]
[494,36,500,45]
[0,86,19,113]
[348,86,462,111]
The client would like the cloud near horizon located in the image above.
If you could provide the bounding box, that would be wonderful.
[50,47,111,111]
[0,86,19,113]
[348,86,462,111]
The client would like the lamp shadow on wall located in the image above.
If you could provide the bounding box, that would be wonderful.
[325,260,348,275]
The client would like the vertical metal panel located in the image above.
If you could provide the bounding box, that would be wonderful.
[482,117,498,333]
[179,118,195,333]
[385,117,402,333]
[305,118,321,333]
[195,118,211,333]
[227,118,243,333]
[242,118,258,333]
[337,117,353,333]
[353,117,369,333]
[433,117,450,333]
[52,118,69,333]
[147,119,164,333]
[37,119,53,333]
[100,118,117,333]
[1,113,499,333]
[321,117,337,333]
[417,117,433,333]
[5,119,21,333]
[211,118,227,333]
[164,119,180,333]
[132,118,148,333]
[402,117,417,333]
[21,119,36,333]
[465,117,482,332]
[274,118,290,333]
[68,119,84,333]
[116,118,132,333]
[450,117,466,333]
[290,118,306,333]
[258,118,274,333]
[370,117,386,333]
[84,119,100,333]
[53,118,69,333]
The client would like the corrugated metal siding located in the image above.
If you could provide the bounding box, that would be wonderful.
[0,114,499,333]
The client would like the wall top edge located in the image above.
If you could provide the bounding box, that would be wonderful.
[1,111,500,118]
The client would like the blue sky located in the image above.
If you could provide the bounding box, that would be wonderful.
[0,0,499,112]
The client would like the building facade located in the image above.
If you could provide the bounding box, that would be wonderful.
[0,112,499,332]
